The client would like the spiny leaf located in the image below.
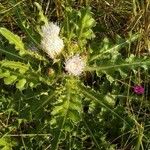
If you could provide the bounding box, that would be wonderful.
[0,60,46,89]
[34,2,48,25]
[0,60,29,74]
[77,7,96,39]
[77,7,96,46]
[0,47,25,61]
[90,33,140,62]
[26,50,47,61]
[87,56,150,72]
[51,78,82,125]
[51,78,82,150]
[0,27,26,56]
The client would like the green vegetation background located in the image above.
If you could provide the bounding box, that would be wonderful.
[0,0,150,150]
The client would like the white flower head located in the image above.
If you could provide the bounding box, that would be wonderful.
[41,36,64,59]
[65,54,85,76]
[41,22,60,37]
[41,22,64,59]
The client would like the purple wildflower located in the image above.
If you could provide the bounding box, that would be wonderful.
[133,85,144,94]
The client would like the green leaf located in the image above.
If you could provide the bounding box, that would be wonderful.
[0,60,47,88]
[51,78,82,125]
[0,70,10,78]
[87,58,150,72]
[63,7,95,52]
[0,60,29,74]
[34,2,48,25]
[0,27,26,56]
[51,105,64,115]
[68,110,80,122]
[16,79,26,90]
[51,78,82,149]
[4,75,17,85]
[83,118,102,150]
[79,83,132,127]
[90,33,140,62]
[0,137,16,150]
[0,48,25,61]
[77,7,96,45]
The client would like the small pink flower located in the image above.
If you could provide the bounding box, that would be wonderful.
[133,85,144,94]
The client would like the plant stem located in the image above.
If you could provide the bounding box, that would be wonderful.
[135,124,144,150]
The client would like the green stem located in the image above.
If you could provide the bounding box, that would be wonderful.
[135,125,144,150]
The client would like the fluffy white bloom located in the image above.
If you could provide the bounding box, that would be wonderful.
[41,22,60,37]
[41,36,64,59]
[41,22,64,59]
[65,55,85,76]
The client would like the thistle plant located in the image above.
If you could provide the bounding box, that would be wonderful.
[0,1,150,150]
